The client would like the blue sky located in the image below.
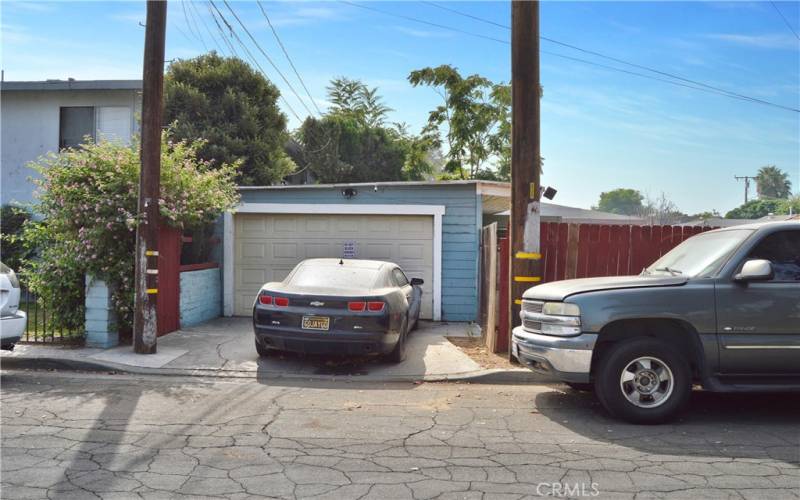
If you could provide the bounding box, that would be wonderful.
[2,1,798,214]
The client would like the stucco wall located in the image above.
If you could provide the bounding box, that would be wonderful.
[1,89,141,206]
[180,268,222,328]
[234,183,481,321]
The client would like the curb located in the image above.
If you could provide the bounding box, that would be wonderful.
[0,355,554,385]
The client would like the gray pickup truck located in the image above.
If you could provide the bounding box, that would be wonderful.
[512,221,799,423]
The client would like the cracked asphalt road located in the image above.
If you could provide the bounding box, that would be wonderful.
[1,371,798,499]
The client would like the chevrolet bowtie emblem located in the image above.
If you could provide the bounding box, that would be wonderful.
[310,301,325,307]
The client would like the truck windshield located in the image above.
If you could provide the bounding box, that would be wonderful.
[644,229,754,278]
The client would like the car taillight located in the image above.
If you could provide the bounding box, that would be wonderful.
[348,302,366,312]
[274,297,289,307]
[259,295,273,305]
[367,301,385,312]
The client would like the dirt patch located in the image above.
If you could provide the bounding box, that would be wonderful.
[446,337,518,370]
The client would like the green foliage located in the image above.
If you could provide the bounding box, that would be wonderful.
[297,78,435,183]
[755,165,792,199]
[725,197,800,219]
[0,205,34,270]
[596,188,645,215]
[164,52,295,185]
[326,77,393,128]
[299,114,409,183]
[24,134,240,334]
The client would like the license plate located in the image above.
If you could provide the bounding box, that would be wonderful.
[302,316,330,331]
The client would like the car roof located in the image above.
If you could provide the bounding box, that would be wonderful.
[705,220,799,234]
[298,258,394,270]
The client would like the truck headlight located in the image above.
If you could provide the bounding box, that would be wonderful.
[519,300,581,337]
[542,302,580,317]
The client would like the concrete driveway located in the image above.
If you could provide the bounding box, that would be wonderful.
[3,318,538,382]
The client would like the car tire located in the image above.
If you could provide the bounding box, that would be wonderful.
[594,337,691,424]
[565,382,593,392]
[386,322,407,364]
[255,338,270,358]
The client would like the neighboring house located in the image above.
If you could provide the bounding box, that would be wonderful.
[1,79,142,206]
[680,214,798,228]
[489,202,647,229]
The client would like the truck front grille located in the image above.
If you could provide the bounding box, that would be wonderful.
[522,300,544,314]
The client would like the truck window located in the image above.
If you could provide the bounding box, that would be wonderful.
[747,230,800,282]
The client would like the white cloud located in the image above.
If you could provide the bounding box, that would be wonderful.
[394,26,454,39]
[267,6,344,27]
[705,33,799,50]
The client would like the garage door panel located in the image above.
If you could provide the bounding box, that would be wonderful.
[234,214,434,318]
[272,242,299,259]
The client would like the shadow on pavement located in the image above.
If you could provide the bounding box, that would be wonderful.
[535,387,800,464]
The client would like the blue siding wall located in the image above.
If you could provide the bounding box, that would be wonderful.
[180,268,222,327]
[236,184,480,322]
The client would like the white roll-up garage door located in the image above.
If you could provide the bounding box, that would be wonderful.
[233,213,434,318]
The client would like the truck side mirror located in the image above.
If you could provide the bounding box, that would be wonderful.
[410,277,424,286]
[734,259,773,282]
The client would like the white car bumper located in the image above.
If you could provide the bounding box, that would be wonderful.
[1,311,27,345]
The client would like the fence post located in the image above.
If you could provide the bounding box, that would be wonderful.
[84,276,119,348]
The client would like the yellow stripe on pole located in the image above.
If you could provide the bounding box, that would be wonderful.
[146,288,158,294]
[514,276,542,282]
[514,299,523,305]
[145,250,159,256]
[515,251,542,260]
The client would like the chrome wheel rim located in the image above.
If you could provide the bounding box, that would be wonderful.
[619,356,674,409]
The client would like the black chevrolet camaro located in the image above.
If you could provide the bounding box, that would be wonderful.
[253,258,424,363]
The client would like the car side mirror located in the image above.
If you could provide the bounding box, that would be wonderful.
[734,259,773,282]
[410,277,424,286]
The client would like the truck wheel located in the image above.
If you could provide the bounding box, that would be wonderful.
[565,382,593,392]
[255,338,270,358]
[594,337,691,424]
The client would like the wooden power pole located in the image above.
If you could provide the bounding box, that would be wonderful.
[509,1,541,342]
[134,0,167,354]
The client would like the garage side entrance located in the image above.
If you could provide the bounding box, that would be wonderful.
[224,204,444,320]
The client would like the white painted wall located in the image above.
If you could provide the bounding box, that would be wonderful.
[1,89,142,206]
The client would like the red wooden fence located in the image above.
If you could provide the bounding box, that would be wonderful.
[496,223,715,354]
[157,224,181,336]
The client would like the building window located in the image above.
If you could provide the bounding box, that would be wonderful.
[59,106,95,149]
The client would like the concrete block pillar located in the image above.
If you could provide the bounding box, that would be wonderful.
[84,276,119,348]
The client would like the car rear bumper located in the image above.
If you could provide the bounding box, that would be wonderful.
[511,327,597,383]
[255,325,399,356]
[1,311,27,345]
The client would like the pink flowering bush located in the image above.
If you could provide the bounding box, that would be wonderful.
[24,134,240,338]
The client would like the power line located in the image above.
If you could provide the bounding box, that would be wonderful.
[208,0,303,121]
[189,0,226,55]
[220,0,316,117]
[181,0,208,51]
[423,1,799,113]
[256,0,323,115]
[341,0,798,113]
[770,1,800,41]
[206,2,239,58]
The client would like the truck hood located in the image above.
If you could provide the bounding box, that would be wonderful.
[522,275,689,302]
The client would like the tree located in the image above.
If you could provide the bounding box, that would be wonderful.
[409,65,506,180]
[326,77,393,128]
[164,52,295,185]
[639,192,686,225]
[725,196,800,219]
[297,78,434,183]
[595,188,645,215]
[755,165,792,199]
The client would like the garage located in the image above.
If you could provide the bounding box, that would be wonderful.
[231,212,436,318]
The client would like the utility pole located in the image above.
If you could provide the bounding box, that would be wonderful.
[734,175,756,204]
[133,0,167,354]
[509,1,541,350]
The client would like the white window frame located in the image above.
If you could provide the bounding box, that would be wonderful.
[223,203,445,321]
